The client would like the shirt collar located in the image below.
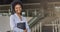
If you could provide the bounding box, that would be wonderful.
[14,13,23,20]
[14,13,22,17]
[14,13,18,18]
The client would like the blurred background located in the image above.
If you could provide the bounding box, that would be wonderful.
[0,0,60,32]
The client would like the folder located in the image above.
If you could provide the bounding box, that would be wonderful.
[17,22,26,30]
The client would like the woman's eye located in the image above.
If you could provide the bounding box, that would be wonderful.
[16,8,18,9]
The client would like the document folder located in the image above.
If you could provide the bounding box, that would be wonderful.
[17,22,26,30]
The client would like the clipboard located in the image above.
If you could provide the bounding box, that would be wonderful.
[17,22,26,30]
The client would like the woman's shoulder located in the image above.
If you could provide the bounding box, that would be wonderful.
[22,16,27,21]
[22,16,26,19]
[10,14,15,18]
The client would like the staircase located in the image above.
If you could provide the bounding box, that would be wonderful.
[29,15,60,32]
[28,10,60,32]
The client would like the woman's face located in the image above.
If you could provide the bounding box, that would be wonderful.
[15,4,22,14]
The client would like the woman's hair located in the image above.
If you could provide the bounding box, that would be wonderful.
[11,0,23,14]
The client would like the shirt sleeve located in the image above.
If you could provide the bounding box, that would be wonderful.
[24,17,31,32]
[10,15,20,32]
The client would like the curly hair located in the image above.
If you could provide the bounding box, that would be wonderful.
[11,0,23,14]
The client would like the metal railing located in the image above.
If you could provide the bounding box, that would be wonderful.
[28,10,45,27]
[30,16,60,32]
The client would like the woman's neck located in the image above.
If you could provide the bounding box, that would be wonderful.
[16,13,22,21]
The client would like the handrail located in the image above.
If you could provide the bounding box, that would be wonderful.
[28,10,41,24]
[28,17,37,23]
[28,17,37,25]
[29,14,59,28]
[28,11,45,27]
[28,10,41,23]
[29,15,44,28]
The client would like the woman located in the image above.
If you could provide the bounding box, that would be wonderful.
[10,0,31,32]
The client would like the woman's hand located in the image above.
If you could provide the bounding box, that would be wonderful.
[24,29,27,32]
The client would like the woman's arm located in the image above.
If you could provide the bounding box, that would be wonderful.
[10,15,15,30]
[24,17,31,32]
[26,22,31,32]
[10,15,20,32]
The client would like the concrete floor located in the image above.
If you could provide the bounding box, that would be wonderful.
[0,16,10,32]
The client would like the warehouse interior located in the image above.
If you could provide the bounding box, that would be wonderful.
[0,0,60,32]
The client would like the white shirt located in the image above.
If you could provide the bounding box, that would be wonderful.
[10,13,31,32]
